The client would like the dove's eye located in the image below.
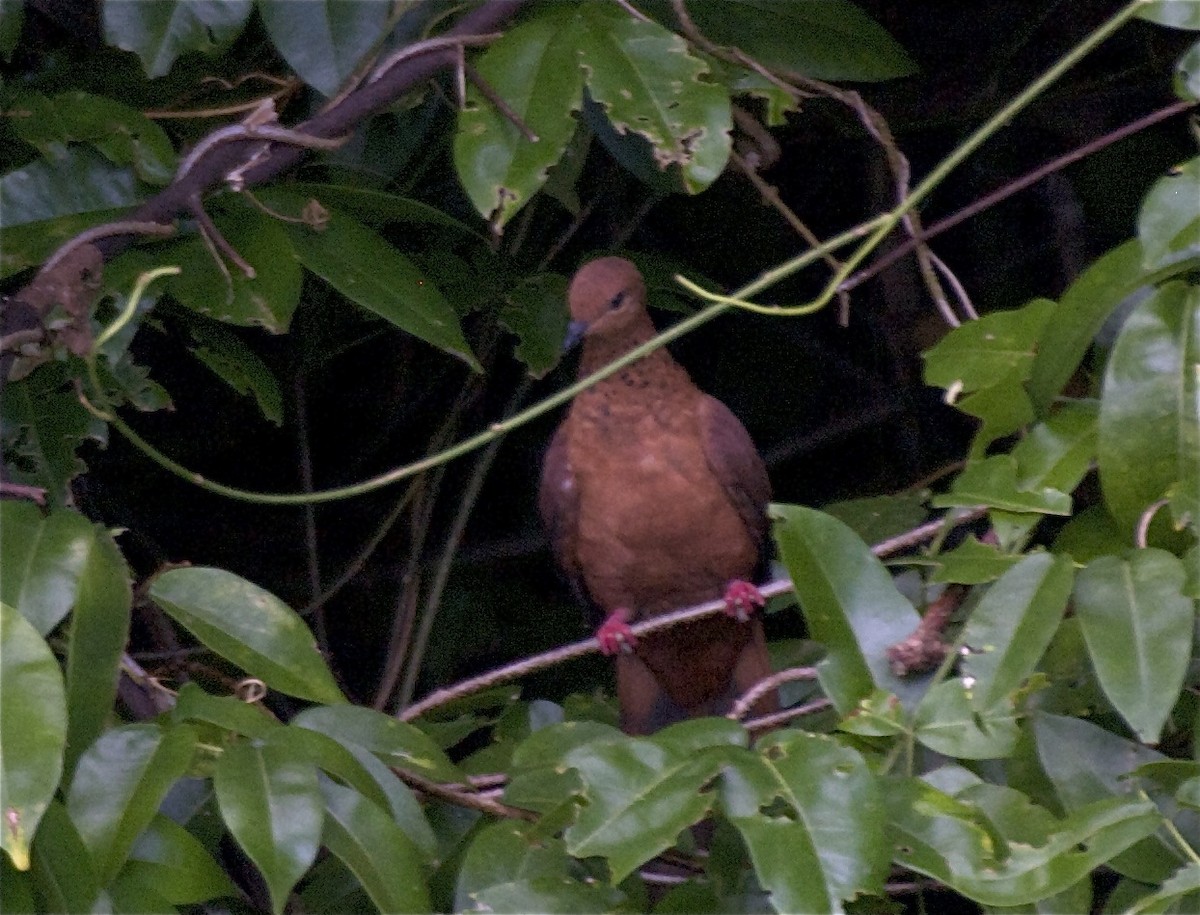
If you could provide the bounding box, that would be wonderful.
[609,291,626,310]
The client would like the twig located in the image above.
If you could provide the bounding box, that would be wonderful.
[744,698,832,733]
[398,768,537,821]
[189,193,255,279]
[886,585,966,677]
[727,666,818,721]
[39,221,175,275]
[1135,498,1170,549]
[399,508,986,721]
[463,61,538,141]
[842,98,1198,294]
[367,33,502,84]
[0,329,43,353]
[613,0,653,23]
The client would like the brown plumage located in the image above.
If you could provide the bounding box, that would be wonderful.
[539,257,778,734]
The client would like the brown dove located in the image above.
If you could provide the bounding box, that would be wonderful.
[539,257,778,735]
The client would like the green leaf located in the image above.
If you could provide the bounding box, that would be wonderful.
[577,3,732,194]
[103,0,253,78]
[733,731,887,909]
[185,319,284,424]
[456,820,580,912]
[0,146,143,228]
[1098,282,1200,533]
[1011,401,1098,496]
[171,683,280,739]
[1127,863,1200,914]
[271,725,437,861]
[934,455,1072,515]
[149,567,345,705]
[319,778,432,914]
[1,364,106,509]
[924,297,1055,393]
[257,0,387,97]
[500,273,571,378]
[214,736,322,915]
[454,10,585,229]
[821,491,930,547]
[649,0,917,82]
[164,202,303,333]
[27,799,98,913]
[1026,240,1158,416]
[562,738,724,881]
[1,504,92,635]
[1033,713,1182,882]
[66,723,197,882]
[121,813,238,905]
[0,604,67,871]
[291,705,462,782]
[283,182,486,241]
[887,776,1159,906]
[265,197,480,370]
[1073,550,1194,744]
[1138,157,1200,269]
[62,521,131,780]
[958,371,1036,457]
[10,91,177,184]
[959,552,1074,712]
[913,680,1020,759]
[932,536,1026,585]
[770,503,924,713]
[1052,504,1129,563]
[469,876,625,914]
[1140,1,1200,30]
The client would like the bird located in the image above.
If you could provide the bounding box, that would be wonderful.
[539,257,778,735]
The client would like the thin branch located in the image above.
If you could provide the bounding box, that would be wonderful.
[744,697,832,733]
[189,194,255,279]
[399,509,986,721]
[842,98,1198,294]
[39,221,175,275]
[727,666,818,722]
[463,62,538,141]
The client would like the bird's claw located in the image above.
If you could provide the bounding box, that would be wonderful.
[596,609,637,655]
[723,580,765,622]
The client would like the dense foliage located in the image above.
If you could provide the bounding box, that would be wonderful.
[1,0,1199,912]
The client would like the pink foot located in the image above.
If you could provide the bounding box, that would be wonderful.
[596,608,636,655]
[723,580,765,622]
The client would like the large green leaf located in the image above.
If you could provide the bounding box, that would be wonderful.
[1,504,93,635]
[1140,1,1200,30]
[1126,863,1200,914]
[456,820,583,913]
[27,799,98,913]
[10,90,177,184]
[0,146,143,228]
[934,455,1072,516]
[61,520,131,781]
[0,207,132,279]
[454,10,585,230]
[214,736,323,915]
[1138,156,1200,269]
[1025,240,1150,415]
[171,682,280,739]
[1033,713,1182,882]
[103,0,253,78]
[0,363,105,508]
[645,0,917,82]
[728,731,887,912]
[319,778,431,914]
[1098,282,1200,533]
[912,680,1020,759]
[296,727,437,860]
[500,273,571,378]
[120,813,238,905]
[887,776,1159,906]
[770,503,924,713]
[291,705,462,783]
[576,3,731,194]
[65,723,197,882]
[1074,550,1194,744]
[0,604,67,871]
[265,197,480,370]
[149,567,345,705]
[257,0,387,97]
[1011,401,1098,496]
[163,201,303,333]
[958,552,1074,712]
[562,738,725,881]
[924,297,1055,393]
